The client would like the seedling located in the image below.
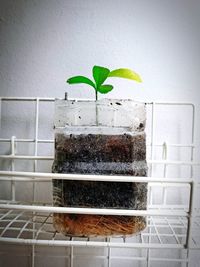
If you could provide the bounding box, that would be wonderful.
[67,65,142,100]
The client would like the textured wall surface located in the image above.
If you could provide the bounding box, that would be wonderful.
[0,0,200,103]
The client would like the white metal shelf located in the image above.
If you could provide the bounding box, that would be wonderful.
[0,97,199,267]
[0,207,191,248]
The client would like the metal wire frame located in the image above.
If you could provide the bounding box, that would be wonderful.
[0,208,198,265]
[0,214,188,248]
[0,97,199,267]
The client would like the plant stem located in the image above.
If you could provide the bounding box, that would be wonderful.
[95,90,99,125]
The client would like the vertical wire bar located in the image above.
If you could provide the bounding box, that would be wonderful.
[185,182,195,267]
[68,96,75,267]
[185,182,195,248]
[11,136,16,201]
[147,102,155,267]
[186,105,195,267]
[162,142,168,206]
[149,103,155,207]
[34,98,39,175]
[0,97,1,130]
[70,237,74,267]
[31,98,39,267]
[150,102,155,176]
[106,237,111,267]
[190,105,195,180]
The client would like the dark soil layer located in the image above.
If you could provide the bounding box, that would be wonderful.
[54,132,146,164]
[52,132,147,237]
[53,180,147,209]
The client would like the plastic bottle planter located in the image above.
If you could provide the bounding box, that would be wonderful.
[52,99,147,237]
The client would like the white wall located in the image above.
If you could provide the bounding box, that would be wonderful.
[0,0,200,103]
[0,1,200,267]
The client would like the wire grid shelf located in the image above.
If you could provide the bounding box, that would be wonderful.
[0,97,200,267]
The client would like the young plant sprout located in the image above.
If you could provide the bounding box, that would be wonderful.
[67,66,142,100]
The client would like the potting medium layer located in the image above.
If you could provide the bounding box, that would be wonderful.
[52,132,147,237]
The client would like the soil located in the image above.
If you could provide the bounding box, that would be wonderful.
[52,132,147,237]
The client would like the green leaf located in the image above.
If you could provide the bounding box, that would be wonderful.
[108,68,142,82]
[92,66,110,88]
[97,84,114,94]
[67,76,96,89]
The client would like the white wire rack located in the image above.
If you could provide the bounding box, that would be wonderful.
[0,97,200,267]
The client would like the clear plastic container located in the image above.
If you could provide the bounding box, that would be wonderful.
[52,99,147,237]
